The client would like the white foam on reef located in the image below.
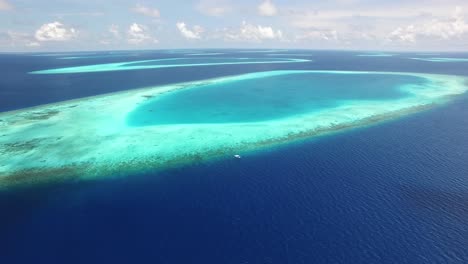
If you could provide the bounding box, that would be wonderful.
[30,57,310,74]
[58,54,140,60]
[1,70,467,188]
[32,52,98,57]
[410,57,468,62]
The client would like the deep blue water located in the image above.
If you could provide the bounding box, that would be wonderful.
[1,50,468,263]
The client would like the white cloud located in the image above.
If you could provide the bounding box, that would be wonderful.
[127,23,157,44]
[4,31,40,47]
[35,22,77,41]
[389,6,468,43]
[131,4,160,18]
[258,0,277,16]
[389,26,417,43]
[176,22,204,39]
[285,2,468,23]
[224,21,283,42]
[53,12,104,17]
[197,0,231,17]
[109,24,120,38]
[0,0,13,11]
[98,25,121,45]
[287,10,363,31]
[99,39,111,45]
[296,29,339,41]
[26,41,40,47]
[283,4,468,49]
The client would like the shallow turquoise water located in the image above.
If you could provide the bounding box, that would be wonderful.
[30,57,309,74]
[126,57,288,66]
[127,72,427,126]
[410,57,468,62]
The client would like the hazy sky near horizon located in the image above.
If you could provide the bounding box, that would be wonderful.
[1,0,468,51]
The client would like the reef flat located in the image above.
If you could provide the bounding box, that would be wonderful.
[1,70,467,188]
[410,57,468,62]
[58,53,141,60]
[30,57,310,74]
[186,53,225,56]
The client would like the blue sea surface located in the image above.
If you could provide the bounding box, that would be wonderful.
[1,50,468,263]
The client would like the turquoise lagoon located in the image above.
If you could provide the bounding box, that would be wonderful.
[128,72,426,126]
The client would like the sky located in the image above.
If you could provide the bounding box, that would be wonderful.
[1,0,468,52]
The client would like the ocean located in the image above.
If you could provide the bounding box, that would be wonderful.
[1,50,468,263]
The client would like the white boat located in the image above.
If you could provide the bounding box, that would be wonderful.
[234,154,241,159]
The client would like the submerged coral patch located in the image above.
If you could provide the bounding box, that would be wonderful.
[29,57,310,74]
[410,57,468,62]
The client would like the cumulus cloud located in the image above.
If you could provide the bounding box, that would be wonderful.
[0,0,13,11]
[109,24,120,38]
[197,0,231,17]
[97,25,121,45]
[127,23,157,44]
[26,41,41,47]
[258,0,277,16]
[52,12,104,17]
[287,10,350,30]
[389,6,468,43]
[283,4,468,49]
[176,22,204,39]
[131,4,160,18]
[99,39,111,45]
[389,26,417,43]
[5,31,40,47]
[35,22,77,41]
[224,21,283,42]
[296,29,339,41]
